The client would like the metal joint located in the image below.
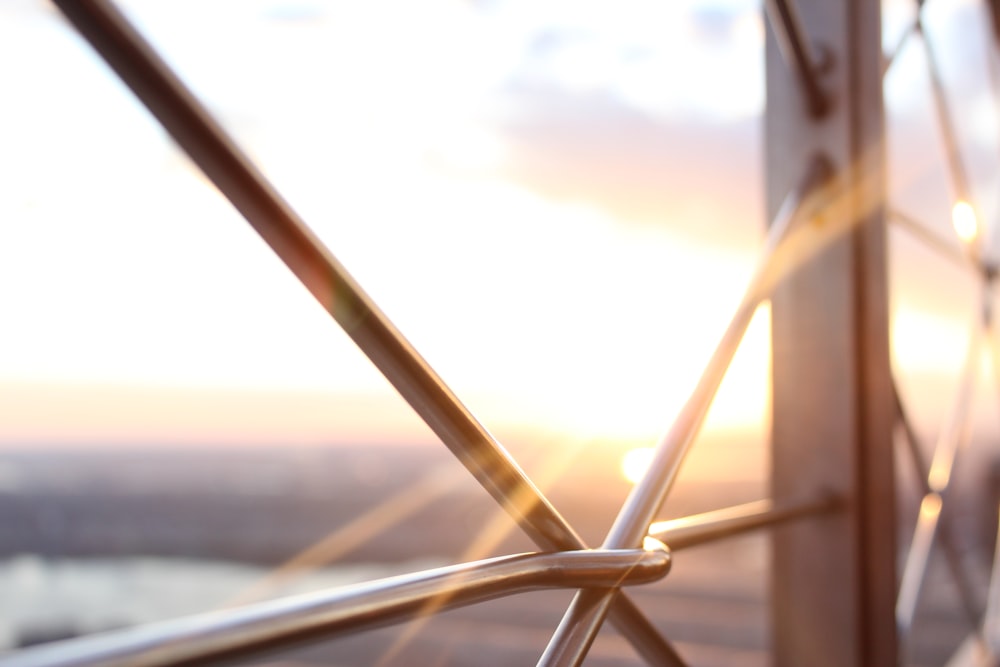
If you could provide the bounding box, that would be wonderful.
[765,0,835,118]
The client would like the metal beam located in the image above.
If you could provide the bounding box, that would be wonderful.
[766,0,897,665]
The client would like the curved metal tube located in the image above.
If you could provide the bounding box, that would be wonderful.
[2,547,670,667]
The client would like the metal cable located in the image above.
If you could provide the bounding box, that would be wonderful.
[896,315,982,637]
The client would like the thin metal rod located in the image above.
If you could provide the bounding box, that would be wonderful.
[883,19,919,79]
[918,22,974,208]
[0,548,670,667]
[537,157,833,667]
[648,496,840,551]
[896,320,981,637]
[915,20,992,266]
[764,0,831,118]
[888,208,978,272]
[51,4,683,663]
[893,380,986,632]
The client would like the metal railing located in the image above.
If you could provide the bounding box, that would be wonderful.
[886,3,1000,662]
[4,0,1000,665]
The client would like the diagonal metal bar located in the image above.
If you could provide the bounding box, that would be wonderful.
[916,19,974,209]
[764,0,832,117]
[883,18,920,78]
[892,379,985,633]
[0,547,671,667]
[537,157,834,667]
[648,495,841,551]
[884,1,943,78]
[51,2,682,663]
[888,208,979,272]
[896,316,982,637]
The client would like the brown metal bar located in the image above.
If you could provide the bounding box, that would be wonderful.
[0,547,670,667]
[50,2,682,663]
[897,323,981,637]
[764,0,832,117]
[766,0,897,664]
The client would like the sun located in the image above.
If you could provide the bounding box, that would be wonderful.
[951,200,978,243]
[620,447,655,485]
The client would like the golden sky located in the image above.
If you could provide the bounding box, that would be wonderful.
[1,0,997,448]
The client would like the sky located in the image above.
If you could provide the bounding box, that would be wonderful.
[1,0,999,450]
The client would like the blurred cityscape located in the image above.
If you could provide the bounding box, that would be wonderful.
[0,434,996,665]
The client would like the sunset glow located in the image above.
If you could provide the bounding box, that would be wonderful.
[951,200,978,243]
[0,1,986,449]
[621,447,655,484]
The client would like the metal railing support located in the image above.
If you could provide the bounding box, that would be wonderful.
[648,495,840,551]
[766,0,897,665]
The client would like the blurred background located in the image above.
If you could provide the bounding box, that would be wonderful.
[1,0,1000,664]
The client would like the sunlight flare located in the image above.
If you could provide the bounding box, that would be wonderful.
[951,200,978,243]
[621,447,655,485]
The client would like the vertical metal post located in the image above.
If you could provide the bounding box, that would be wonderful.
[766,0,897,666]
